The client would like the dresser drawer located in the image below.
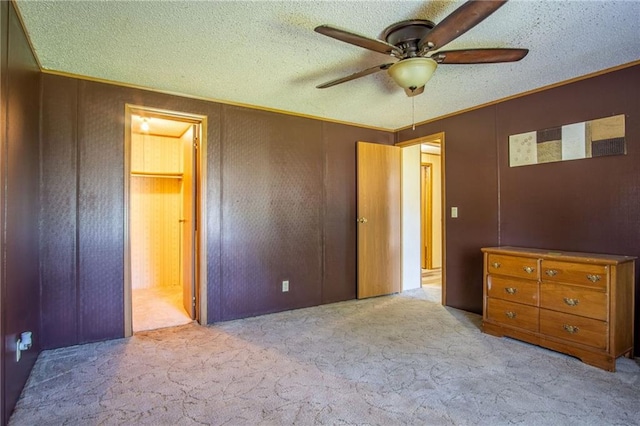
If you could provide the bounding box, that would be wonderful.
[487,298,538,332]
[540,283,607,321]
[487,254,538,280]
[540,309,607,350]
[541,260,608,289]
[487,275,538,306]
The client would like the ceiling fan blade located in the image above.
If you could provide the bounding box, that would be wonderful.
[419,0,508,51]
[317,63,393,89]
[315,25,402,57]
[433,48,529,64]
[405,85,425,97]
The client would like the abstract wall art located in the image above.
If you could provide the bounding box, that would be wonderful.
[509,114,626,167]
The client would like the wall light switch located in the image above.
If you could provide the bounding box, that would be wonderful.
[451,207,458,218]
[282,280,289,292]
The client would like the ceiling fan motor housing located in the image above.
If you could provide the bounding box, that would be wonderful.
[382,20,435,58]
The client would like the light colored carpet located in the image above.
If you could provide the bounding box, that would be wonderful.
[10,286,640,425]
[132,285,193,332]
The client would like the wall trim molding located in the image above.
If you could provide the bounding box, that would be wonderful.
[43,60,640,134]
[396,60,640,132]
[40,69,394,133]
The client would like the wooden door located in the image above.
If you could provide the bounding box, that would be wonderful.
[357,142,402,298]
[181,125,196,318]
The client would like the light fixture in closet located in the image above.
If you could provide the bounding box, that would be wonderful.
[141,118,150,132]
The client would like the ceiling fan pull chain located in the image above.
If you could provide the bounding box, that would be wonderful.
[412,96,416,131]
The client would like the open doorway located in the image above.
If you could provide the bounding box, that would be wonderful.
[124,106,208,336]
[397,132,445,303]
[420,141,442,291]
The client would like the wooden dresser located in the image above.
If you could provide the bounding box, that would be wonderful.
[481,246,636,371]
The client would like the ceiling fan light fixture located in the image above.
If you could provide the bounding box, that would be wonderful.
[388,57,437,90]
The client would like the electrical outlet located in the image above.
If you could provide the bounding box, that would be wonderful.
[282,280,289,292]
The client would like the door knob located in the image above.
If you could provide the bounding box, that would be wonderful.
[357,217,368,224]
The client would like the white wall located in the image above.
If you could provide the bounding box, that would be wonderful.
[402,144,421,291]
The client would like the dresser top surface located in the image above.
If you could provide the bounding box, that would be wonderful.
[481,246,637,264]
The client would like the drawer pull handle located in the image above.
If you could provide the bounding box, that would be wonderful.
[505,311,517,319]
[586,274,601,283]
[545,269,558,277]
[563,297,579,307]
[491,262,501,269]
[563,324,579,334]
[504,287,517,295]
[523,266,535,274]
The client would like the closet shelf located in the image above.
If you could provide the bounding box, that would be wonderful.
[131,171,183,179]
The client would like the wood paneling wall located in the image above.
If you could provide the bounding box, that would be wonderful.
[398,64,640,353]
[130,133,183,290]
[39,74,394,348]
[1,2,41,423]
[130,177,181,289]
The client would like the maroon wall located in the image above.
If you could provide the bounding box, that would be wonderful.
[398,64,640,353]
[39,74,393,347]
[398,106,500,312]
[0,2,41,423]
[496,66,640,353]
[322,122,395,303]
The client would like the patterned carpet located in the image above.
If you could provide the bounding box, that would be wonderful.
[10,286,640,425]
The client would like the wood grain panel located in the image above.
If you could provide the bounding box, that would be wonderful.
[357,142,401,299]
[0,3,6,420]
[613,261,635,357]
[541,260,608,289]
[40,74,79,348]
[540,309,607,350]
[487,254,539,279]
[180,126,195,318]
[221,106,323,319]
[130,177,181,289]
[3,3,41,423]
[77,80,126,342]
[487,298,539,332]
[540,282,607,321]
[487,275,539,306]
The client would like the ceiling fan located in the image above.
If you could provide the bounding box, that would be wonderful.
[314,0,528,97]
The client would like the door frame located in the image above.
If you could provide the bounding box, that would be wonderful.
[396,132,446,305]
[123,104,208,337]
[421,162,433,270]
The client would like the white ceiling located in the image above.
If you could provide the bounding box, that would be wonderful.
[15,1,640,130]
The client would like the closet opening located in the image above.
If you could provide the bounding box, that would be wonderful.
[124,105,208,336]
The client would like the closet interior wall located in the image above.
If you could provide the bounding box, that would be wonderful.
[130,132,183,291]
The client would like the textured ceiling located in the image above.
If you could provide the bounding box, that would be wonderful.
[15,0,640,130]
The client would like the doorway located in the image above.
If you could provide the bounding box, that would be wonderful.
[397,132,445,303]
[124,105,208,336]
